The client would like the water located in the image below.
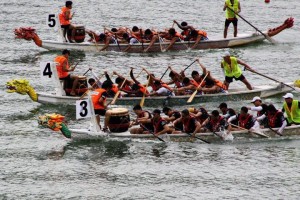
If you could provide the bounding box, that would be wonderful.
[1,0,300,199]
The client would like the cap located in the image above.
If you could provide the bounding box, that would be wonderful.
[283,93,294,99]
[251,96,262,103]
[218,102,227,108]
[223,51,230,57]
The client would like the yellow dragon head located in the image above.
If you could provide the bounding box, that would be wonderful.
[6,79,38,101]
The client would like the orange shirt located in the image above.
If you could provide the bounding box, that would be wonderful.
[91,88,107,110]
[54,55,69,79]
[59,7,71,25]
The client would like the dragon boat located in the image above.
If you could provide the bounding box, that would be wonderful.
[70,125,300,143]
[6,79,295,107]
[14,18,294,53]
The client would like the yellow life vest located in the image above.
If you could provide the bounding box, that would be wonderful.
[225,0,239,19]
[283,100,300,124]
[222,56,242,78]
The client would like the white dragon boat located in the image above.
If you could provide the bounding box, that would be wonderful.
[14,18,294,53]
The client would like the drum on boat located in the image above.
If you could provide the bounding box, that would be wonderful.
[67,25,85,43]
[108,108,130,133]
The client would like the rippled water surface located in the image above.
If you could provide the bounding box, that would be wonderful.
[0,0,300,199]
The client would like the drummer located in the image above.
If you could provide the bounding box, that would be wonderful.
[59,1,75,42]
[54,49,84,96]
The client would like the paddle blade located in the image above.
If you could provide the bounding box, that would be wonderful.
[140,95,146,107]
[187,90,197,103]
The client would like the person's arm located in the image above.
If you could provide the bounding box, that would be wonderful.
[249,106,263,112]
[130,68,140,84]
[196,59,207,75]
[192,120,202,136]
[228,115,237,123]
[278,120,287,134]
[237,59,253,71]
[165,37,179,51]
[238,2,241,13]
[62,60,74,72]
[144,35,158,52]
[256,114,266,122]
[223,2,227,11]
[156,124,170,136]
[100,37,111,51]
[98,92,108,109]
[191,35,202,49]
[164,115,175,123]
[64,10,72,20]
[104,72,113,84]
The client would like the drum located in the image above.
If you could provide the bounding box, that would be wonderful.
[108,108,130,133]
[67,25,85,43]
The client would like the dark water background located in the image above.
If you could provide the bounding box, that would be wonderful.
[0,0,300,199]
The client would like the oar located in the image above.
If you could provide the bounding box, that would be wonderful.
[80,73,105,100]
[245,68,297,91]
[115,33,121,51]
[110,78,126,105]
[187,73,209,103]
[140,29,144,50]
[82,68,91,76]
[136,68,144,79]
[183,59,198,72]
[140,76,151,107]
[172,125,210,143]
[269,127,283,136]
[226,6,276,44]
[229,123,269,138]
[92,33,100,51]
[160,67,169,80]
[158,35,166,52]
[139,123,165,142]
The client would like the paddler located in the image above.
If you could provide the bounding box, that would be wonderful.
[227,106,259,131]
[54,49,82,96]
[223,0,241,38]
[282,93,300,125]
[59,1,75,42]
[256,104,287,134]
[122,33,140,52]
[129,104,154,134]
[162,107,183,131]
[164,28,184,51]
[221,51,253,90]
[173,20,195,40]
[189,29,209,49]
[200,110,228,133]
[113,71,135,96]
[172,109,202,136]
[143,29,159,52]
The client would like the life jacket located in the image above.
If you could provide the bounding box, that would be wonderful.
[152,117,166,134]
[225,0,239,19]
[59,7,71,26]
[132,32,142,41]
[138,111,153,130]
[183,116,196,133]
[190,79,199,87]
[283,100,300,124]
[197,30,208,38]
[151,82,173,92]
[175,32,184,40]
[181,30,190,37]
[111,84,119,93]
[54,55,69,79]
[91,88,107,110]
[208,116,225,132]
[214,79,228,90]
[195,77,206,87]
[122,84,132,93]
[238,114,253,129]
[138,84,149,95]
[222,56,242,78]
[267,110,283,128]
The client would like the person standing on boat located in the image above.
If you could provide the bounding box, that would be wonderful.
[282,93,300,125]
[55,49,81,96]
[256,104,287,134]
[129,104,154,134]
[59,1,75,42]
[223,0,241,38]
[221,51,253,90]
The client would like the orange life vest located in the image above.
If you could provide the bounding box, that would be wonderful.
[214,80,228,90]
[54,55,69,79]
[139,84,149,95]
[190,79,199,87]
[197,30,207,37]
[59,7,71,26]
[111,84,119,94]
[91,88,107,110]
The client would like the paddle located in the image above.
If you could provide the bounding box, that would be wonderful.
[82,68,91,76]
[140,76,150,107]
[140,29,144,50]
[92,33,100,51]
[187,73,209,103]
[245,68,297,91]
[139,123,165,142]
[269,127,283,136]
[110,78,126,105]
[229,123,269,138]
[172,124,210,143]
[183,59,198,72]
[160,67,169,81]
[158,35,166,52]
[136,68,144,79]
[115,33,121,51]
[226,6,276,44]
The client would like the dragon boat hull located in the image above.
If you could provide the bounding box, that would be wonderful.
[37,83,292,106]
[40,32,265,53]
[69,125,300,143]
